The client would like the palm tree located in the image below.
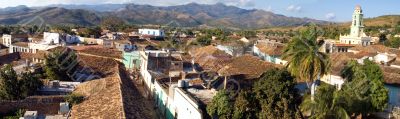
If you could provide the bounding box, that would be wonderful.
[301,84,350,119]
[282,25,331,92]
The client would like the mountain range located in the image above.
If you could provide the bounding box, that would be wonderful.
[0,3,330,29]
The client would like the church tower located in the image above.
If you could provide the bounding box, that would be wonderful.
[350,5,364,37]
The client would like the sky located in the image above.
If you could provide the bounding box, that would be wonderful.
[0,0,399,22]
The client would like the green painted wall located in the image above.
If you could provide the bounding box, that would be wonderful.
[123,51,141,69]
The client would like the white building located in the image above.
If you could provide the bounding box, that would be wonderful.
[139,29,165,37]
[374,52,397,65]
[339,5,372,46]
[65,34,80,44]
[321,74,345,89]
[43,32,60,45]
[139,50,209,119]
[2,34,12,47]
[8,32,61,54]
[2,34,28,47]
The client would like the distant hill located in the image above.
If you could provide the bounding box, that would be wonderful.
[46,4,125,12]
[258,15,400,32]
[339,15,400,27]
[0,5,32,15]
[0,7,101,26]
[0,3,329,29]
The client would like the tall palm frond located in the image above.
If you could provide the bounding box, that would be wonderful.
[282,26,331,84]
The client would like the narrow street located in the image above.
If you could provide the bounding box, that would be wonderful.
[119,67,157,119]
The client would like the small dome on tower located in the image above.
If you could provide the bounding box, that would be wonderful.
[355,5,361,10]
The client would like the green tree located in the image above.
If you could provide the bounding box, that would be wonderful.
[362,60,388,112]
[78,27,102,38]
[45,51,62,81]
[340,60,388,116]
[253,68,300,119]
[196,35,212,46]
[238,30,257,38]
[0,65,20,100]
[282,25,331,90]
[387,37,400,48]
[44,48,78,81]
[19,72,43,98]
[207,90,232,119]
[0,65,42,100]
[379,33,388,43]
[65,93,85,106]
[233,91,257,119]
[301,84,350,119]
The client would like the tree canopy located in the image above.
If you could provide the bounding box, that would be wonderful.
[0,65,43,100]
[253,68,301,119]
[302,60,388,118]
[301,84,350,119]
[341,60,388,113]
[282,25,331,84]
[44,48,78,81]
[207,68,301,119]
[207,90,233,119]
[0,65,20,100]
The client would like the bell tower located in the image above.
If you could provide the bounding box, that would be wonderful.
[350,5,364,37]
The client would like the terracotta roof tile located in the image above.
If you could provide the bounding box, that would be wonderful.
[20,51,47,59]
[334,43,356,47]
[71,74,124,118]
[77,46,122,59]
[329,53,357,76]
[255,43,284,56]
[350,45,399,54]
[218,55,282,79]
[381,66,400,85]
[190,46,232,72]
[13,42,29,47]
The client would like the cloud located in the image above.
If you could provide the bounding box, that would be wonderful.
[325,12,336,20]
[286,5,302,12]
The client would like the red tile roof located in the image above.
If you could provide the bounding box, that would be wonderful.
[190,46,232,72]
[255,43,284,56]
[13,42,29,47]
[329,52,357,76]
[218,55,282,79]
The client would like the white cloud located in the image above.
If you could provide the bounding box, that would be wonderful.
[286,5,302,12]
[325,12,336,20]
